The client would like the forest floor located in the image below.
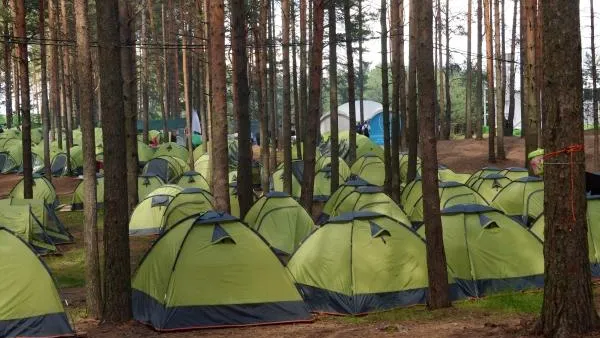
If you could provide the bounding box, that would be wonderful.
[3,136,600,337]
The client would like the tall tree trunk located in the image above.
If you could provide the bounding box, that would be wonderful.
[119,0,138,216]
[523,0,538,169]
[258,0,270,192]
[436,0,446,139]
[391,0,402,199]
[417,0,451,310]
[484,0,496,162]
[96,0,131,322]
[141,2,150,144]
[519,0,525,139]
[268,0,278,170]
[231,0,252,218]
[398,1,407,152]
[329,0,339,194]
[209,0,231,212]
[292,3,301,160]
[282,0,292,194]
[166,0,178,119]
[13,58,20,126]
[39,0,52,180]
[161,4,170,140]
[344,0,357,165]
[3,1,13,130]
[299,0,307,153]
[591,0,599,170]
[60,0,73,170]
[407,0,419,182]
[506,0,517,137]
[301,0,324,211]
[534,0,542,148]
[465,0,473,138]
[500,0,507,136]
[358,0,365,125]
[183,35,193,170]
[444,0,452,140]
[475,0,484,139]
[74,0,102,319]
[535,0,600,335]
[494,0,505,159]
[381,0,392,195]
[15,0,32,198]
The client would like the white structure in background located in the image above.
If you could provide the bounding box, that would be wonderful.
[320,100,383,135]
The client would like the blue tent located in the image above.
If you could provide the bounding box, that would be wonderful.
[368,112,402,145]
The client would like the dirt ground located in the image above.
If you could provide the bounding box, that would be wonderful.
[4,137,600,337]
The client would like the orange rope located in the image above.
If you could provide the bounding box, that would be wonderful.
[542,144,584,226]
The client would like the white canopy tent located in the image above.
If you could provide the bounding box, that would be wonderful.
[320,100,383,134]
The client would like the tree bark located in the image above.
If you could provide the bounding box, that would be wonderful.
[258,0,270,192]
[74,0,102,319]
[292,3,301,161]
[141,2,150,144]
[444,0,452,140]
[535,1,600,335]
[391,0,402,199]
[494,0,505,159]
[3,1,13,130]
[406,0,419,182]
[299,0,307,153]
[282,0,292,194]
[523,0,538,170]
[209,0,231,212]
[231,0,252,218]
[344,0,357,165]
[39,0,52,180]
[160,4,170,140]
[475,0,484,139]
[417,0,451,310]
[96,0,132,322]
[465,0,473,138]
[506,0,517,137]
[484,0,496,162]
[268,0,278,168]
[436,0,446,140]
[381,0,392,196]
[60,0,73,170]
[329,0,339,194]
[49,0,61,147]
[358,0,365,125]
[591,0,599,170]
[301,0,324,211]
[15,0,32,198]
[183,35,194,170]
[119,0,138,216]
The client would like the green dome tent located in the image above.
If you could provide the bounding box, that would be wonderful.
[320,131,384,165]
[418,204,544,297]
[193,153,211,182]
[438,165,470,184]
[244,192,315,257]
[1,198,73,244]
[0,227,74,337]
[132,211,312,330]
[490,176,544,225]
[313,166,350,202]
[319,178,372,223]
[531,196,600,276]
[143,155,186,183]
[138,141,155,165]
[0,142,22,173]
[192,143,206,160]
[399,153,422,183]
[137,175,165,201]
[325,186,410,226]
[270,161,304,198]
[350,153,386,186]
[0,203,56,254]
[71,175,105,210]
[288,212,450,315]
[173,171,210,191]
[129,185,214,236]
[466,167,502,187]
[154,142,189,161]
[498,167,530,181]
[315,156,350,175]
[228,171,242,217]
[469,173,512,203]
[10,175,58,207]
[401,179,487,226]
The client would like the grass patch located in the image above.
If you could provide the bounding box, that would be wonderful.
[457,291,542,314]
[44,247,86,288]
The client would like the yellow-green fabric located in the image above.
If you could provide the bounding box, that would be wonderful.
[143,155,187,183]
[418,206,543,293]
[173,171,210,191]
[129,185,184,235]
[271,165,303,199]
[399,153,421,183]
[138,141,156,163]
[6,198,70,243]
[0,228,65,320]
[0,203,55,252]
[498,168,529,181]
[470,175,512,203]
[316,156,350,178]
[288,214,429,296]
[154,142,189,161]
[194,153,211,182]
[10,176,58,207]
[71,176,105,209]
[438,167,470,184]
[321,183,363,217]
[313,168,349,200]
[132,215,303,306]
[401,180,487,223]
[329,189,410,226]
[138,175,165,201]
[162,189,214,231]
[466,167,502,187]
[192,144,206,161]
[490,178,544,222]
[244,194,315,255]
[350,154,385,186]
